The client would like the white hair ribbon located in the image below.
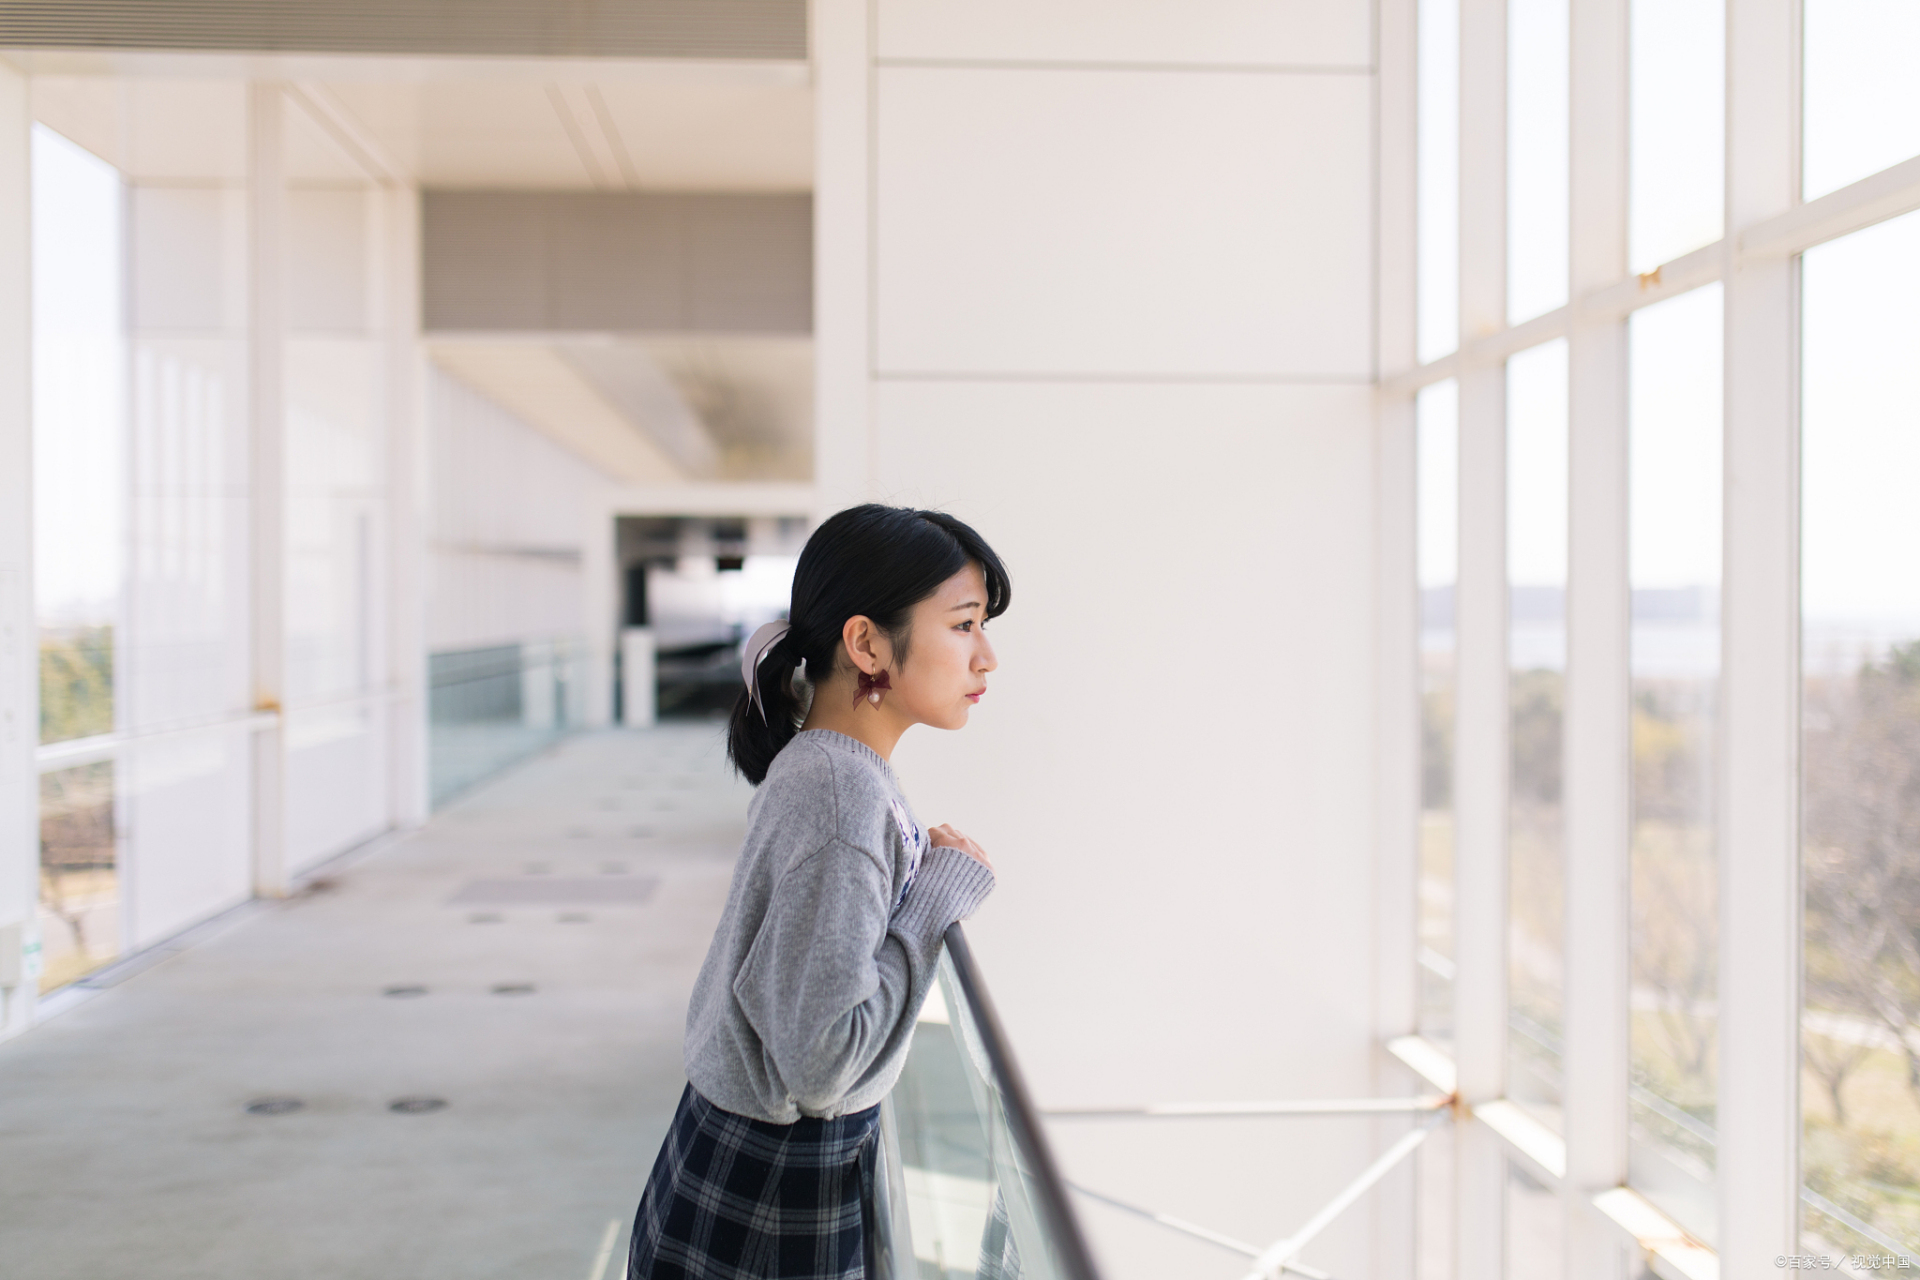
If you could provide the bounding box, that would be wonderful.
[740,620,793,721]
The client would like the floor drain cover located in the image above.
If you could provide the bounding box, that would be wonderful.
[246,1097,305,1115]
[491,983,536,996]
[383,985,427,998]
[468,912,504,924]
[389,1097,447,1114]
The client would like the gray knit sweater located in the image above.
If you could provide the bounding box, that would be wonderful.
[683,730,997,1123]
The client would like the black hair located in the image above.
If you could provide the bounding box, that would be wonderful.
[726,504,1012,785]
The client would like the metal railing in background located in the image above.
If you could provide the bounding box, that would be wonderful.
[876,924,1102,1280]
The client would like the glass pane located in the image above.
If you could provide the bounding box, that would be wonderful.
[1418,380,1460,1050]
[38,762,120,991]
[1507,0,1569,324]
[1627,283,1723,1246]
[1506,1160,1563,1279]
[1801,208,1920,1260]
[1507,339,1568,1132]
[1419,0,1461,363]
[428,640,585,806]
[1628,0,1725,272]
[888,954,1075,1280]
[32,124,123,746]
[1804,0,1920,200]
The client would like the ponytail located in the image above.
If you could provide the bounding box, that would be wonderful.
[726,504,1011,785]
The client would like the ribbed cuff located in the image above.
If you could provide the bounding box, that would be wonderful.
[892,845,996,945]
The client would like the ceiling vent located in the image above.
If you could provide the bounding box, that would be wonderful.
[0,0,807,60]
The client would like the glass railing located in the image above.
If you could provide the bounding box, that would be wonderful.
[875,924,1101,1280]
[428,638,586,805]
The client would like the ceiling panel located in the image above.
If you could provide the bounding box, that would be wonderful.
[320,71,811,191]
[322,80,593,188]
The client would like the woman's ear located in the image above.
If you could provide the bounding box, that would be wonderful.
[841,615,894,675]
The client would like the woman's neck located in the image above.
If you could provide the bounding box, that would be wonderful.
[800,678,911,761]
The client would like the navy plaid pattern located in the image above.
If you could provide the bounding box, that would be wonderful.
[629,1085,881,1280]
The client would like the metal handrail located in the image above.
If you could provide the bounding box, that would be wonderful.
[941,923,1104,1280]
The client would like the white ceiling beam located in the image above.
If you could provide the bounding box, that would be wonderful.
[284,80,406,185]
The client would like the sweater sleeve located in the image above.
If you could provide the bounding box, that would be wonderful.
[731,840,996,1115]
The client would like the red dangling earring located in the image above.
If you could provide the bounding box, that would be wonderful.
[855,669,892,707]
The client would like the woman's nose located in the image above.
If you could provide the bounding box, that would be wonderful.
[976,635,998,673]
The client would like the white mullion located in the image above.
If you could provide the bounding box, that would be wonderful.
[246,81,289,899]
[0,61,33,1039]
[1376,0,1423,1264]
[1741,149,1920,259]
[811,0,874,514]
[1454,0,1510,1269]
[1718,0,1802,1269]
[382,185,429,827]
[1563,0,1633,1276]
[1375,0,1425,1260]
[1377,0,1421,1054]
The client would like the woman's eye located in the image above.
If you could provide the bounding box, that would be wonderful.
[956,620,974,632]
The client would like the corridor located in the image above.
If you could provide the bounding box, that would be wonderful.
[0,726,747,1280]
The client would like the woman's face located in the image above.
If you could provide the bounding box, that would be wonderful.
[891,562,997,731]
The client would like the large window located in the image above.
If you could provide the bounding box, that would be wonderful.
[1506,339,1568,1133]
[1397,0,1920,1270]
[1800,207,1920,1258]
[32,125,125,991]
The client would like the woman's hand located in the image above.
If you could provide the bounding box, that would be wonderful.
[928,824,992,872]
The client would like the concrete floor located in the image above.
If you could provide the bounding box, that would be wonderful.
[0,725,749,1280]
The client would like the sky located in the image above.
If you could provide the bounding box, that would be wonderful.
[1802,208,1920,632]
[32,124,124,628]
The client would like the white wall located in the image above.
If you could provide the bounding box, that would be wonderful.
[282,184,395,872]
[425,364,609,653]
[818,4,1383,1276]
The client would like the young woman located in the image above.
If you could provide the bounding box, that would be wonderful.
[628,504,1011,1280]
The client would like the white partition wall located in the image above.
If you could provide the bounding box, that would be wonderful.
[817,5,1384,1276]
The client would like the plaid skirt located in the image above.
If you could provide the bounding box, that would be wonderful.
[628,1084,881,1280]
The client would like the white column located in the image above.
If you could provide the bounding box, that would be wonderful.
[248,82,288,897]
[384,185,429,826]
[1719,0,1801,1269]
[811,0,873,518]
[1563,0,1633,1274]
[582,498,615,729]
[1374,0,1421,1268]
[0,61,36,1038]
[1376,0,1422,1041]
[1455,0,1510,1270]
[620,628,657,727]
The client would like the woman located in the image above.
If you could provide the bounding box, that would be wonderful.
[629,504,1011,1280]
